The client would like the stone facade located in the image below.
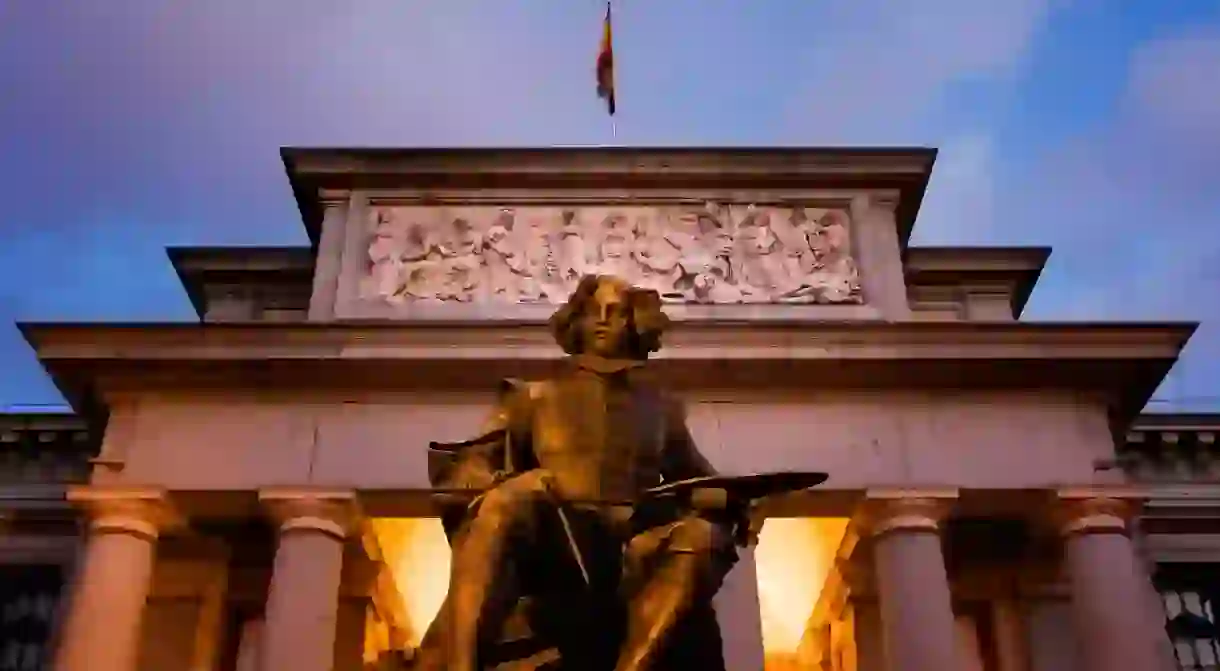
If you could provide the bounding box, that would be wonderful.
[0,147,1212,671]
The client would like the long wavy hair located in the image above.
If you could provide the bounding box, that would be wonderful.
[548,275,670,359]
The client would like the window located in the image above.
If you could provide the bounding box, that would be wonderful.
[0,565,65,671]
[1157,563,1220,671]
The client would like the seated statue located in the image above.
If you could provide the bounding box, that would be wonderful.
[413,275,744,671]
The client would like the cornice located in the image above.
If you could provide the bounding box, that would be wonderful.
[19,320,1193,418]
[904,246,1051,274]
[1142,483,1220,515]
[904,246,1051,319]
[18,320,1195,361]
[281,146,937,180]
[281,146,937,246]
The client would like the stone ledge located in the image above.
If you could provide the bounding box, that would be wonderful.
[19,320,1193,422]
[282,146,937,247]
[18,319,1195,361]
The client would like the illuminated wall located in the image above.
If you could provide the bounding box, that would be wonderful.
[368,518,452,646]
[371,516,849,659]
[755,518,850,655]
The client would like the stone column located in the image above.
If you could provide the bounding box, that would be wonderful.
[991,600,1030,671]
[234,619,264,671]
[189,548,230,671]
[258,489,360,671]
[861,489,959,671]
[1057,490,1163,671]
[1130,523,1178,671]
[54,487,180,671]
[714,544,766,671]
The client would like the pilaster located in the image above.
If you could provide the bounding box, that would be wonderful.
[850,195,912,320]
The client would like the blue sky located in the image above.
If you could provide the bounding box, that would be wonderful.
[1,1,1218,411]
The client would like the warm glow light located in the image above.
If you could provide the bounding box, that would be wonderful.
[372,515,849,657]
[754,518,849,655]
[370,518,452,646]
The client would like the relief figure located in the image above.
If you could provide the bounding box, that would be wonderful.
[594,213,638,279]
[362,204,863,307]
[435,217,483,302]
[799,210,861,303]
[734,207,797,302]
[481,209,529,303]
[630,213,683,299]
[366,210,411,302]
[555,209,592,287]
[673,207,740,303]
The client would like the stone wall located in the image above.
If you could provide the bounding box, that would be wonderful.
[92,389,1113,492]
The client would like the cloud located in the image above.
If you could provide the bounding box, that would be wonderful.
[781,0,1057,143]
[1013,26,1220,315]
[999,26,1220,408]
[1,1,1214,411]
[1125,26,1220,147]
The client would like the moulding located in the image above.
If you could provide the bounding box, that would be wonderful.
[67,485,183,537]
[258,488,361,539]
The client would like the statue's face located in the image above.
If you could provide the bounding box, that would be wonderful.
[487,225,509,249]
[708,230,733,257]
[741,225,775,255]
[580,279,631,358]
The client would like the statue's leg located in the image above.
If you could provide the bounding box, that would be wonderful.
[409,598,450,670]
[446,470,552,671]
[614,515,734,671]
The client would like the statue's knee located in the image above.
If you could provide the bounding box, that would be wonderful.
[667,517,724,556]
[475,470,550,519]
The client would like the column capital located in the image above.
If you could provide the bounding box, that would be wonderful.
[67,485,183,539]
[1054,487,1146,536]
[858,488,959,537]
[259,488,361,540]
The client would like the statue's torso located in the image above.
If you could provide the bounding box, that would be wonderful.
[524,366,668,503]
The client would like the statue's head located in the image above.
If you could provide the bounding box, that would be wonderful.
[549,275,669,360]
[739,219,778,256]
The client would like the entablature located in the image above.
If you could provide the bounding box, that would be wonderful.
[18,319,1194,425]
[0,412,95,488]
[1116,415,1220,483]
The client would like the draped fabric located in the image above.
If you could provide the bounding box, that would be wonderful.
[596,2,615,116]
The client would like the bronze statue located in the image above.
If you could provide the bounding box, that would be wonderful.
[414,275,825,670]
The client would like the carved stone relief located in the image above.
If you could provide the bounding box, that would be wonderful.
[359,204,863,305]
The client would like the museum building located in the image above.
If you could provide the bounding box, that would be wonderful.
[1,147,1219,671]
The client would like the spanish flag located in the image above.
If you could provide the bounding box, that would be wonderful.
[596,2,615,116]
